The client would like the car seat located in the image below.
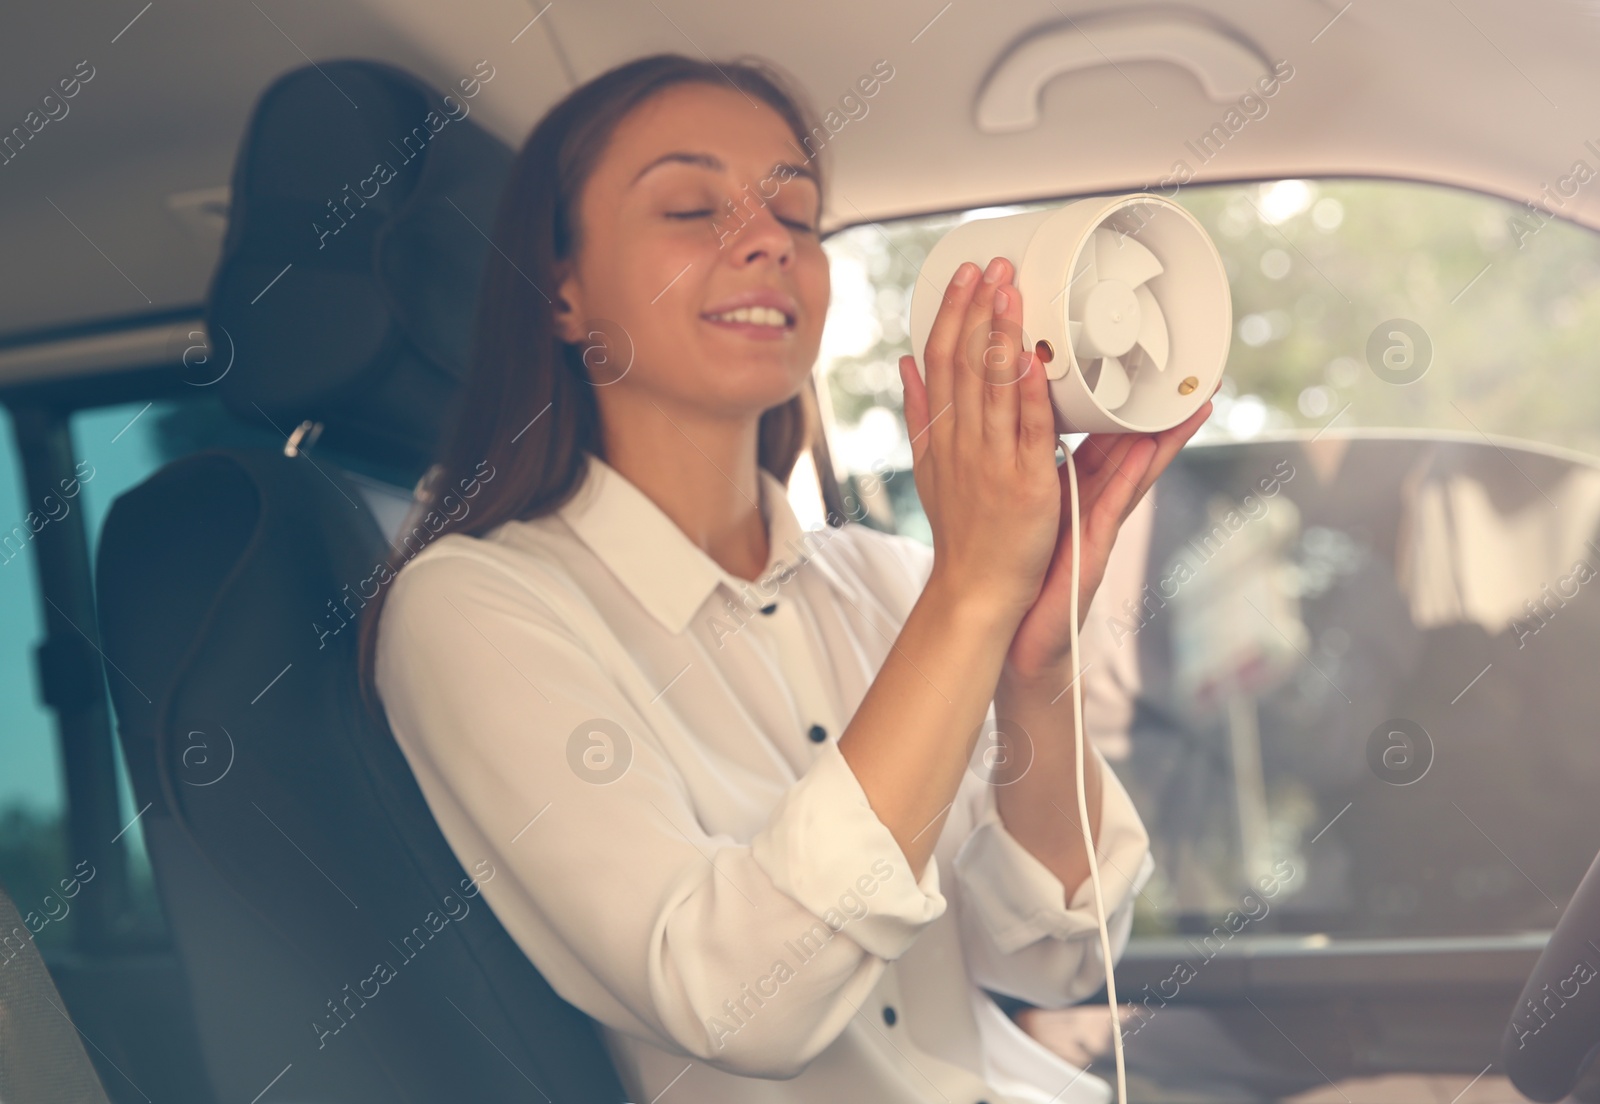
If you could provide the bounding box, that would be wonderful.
[94,59,629,1103]
[0,875,115,1104]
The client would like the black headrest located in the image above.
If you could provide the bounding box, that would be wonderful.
[207,59,513,482]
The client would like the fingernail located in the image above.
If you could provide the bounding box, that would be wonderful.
[953,262,977,286]
[983,257,1005,284]
[994,286,1010,311]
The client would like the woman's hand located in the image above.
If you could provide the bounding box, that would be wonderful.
[1001,403,1212,682]
[898,256,1062,628]
[898,254,1213,682]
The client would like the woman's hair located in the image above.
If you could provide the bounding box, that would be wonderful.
[356,52,844,716]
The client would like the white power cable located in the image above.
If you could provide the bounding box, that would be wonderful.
[1064,440,1127,1104]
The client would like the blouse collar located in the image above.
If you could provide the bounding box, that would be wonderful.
[556,452,855,635]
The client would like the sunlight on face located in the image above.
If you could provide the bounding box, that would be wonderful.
[559,81,830,422]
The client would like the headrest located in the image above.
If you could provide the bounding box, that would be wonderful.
[207,59,513,482]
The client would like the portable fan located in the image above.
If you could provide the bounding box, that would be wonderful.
[908,193,1232,434]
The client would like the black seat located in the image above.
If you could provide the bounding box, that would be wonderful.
[95,60,627,1103]
[0,876,114,1104]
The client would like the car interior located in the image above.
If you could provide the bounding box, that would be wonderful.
[5,1,1600,1101]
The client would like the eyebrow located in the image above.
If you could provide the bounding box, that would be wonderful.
[628,150,820,190]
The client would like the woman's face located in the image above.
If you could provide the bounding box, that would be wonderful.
[554,81,830,422]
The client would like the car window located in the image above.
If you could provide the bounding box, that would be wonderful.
[0,394,283,951]
[820,178,1600,457]
[0,399,176,949]
[817,178,1600,940]
[70,400,183,942]
[0,411,74,949]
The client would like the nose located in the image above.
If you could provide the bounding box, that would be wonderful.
[724,199,795,268]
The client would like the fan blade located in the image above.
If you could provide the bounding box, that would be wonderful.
[1092,355,1131,409]
[1068,243,1098,320]
[1134,285,1169,371]
[1094,228,1164,289]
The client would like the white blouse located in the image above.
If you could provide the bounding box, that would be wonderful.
[374,451,1155,1104]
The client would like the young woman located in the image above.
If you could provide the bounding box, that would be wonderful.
[359,52,1210,1104]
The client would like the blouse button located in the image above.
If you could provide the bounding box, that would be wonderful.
[760,601,778,614]
[882,1005,897,1027]
[807,724,828,743]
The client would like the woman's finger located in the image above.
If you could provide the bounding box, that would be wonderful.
[1124,400,1213,516]
[980,272,1024,453]
[1017,337,1057,470]
[1075,428,1139,480]
[920,262,980,450]
[1082,436,1157,545]
[899,354,932,469]
[953,256,1007,448]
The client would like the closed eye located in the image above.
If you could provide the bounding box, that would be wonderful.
[667,210,816,234]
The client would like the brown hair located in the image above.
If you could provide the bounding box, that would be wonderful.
[356,52,845,717]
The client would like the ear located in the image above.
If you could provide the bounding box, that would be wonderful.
[551,261,584,344]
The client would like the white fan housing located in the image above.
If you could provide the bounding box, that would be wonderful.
[908,193,1232,434]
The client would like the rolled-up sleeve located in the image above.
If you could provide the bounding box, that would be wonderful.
[951,743,1155,1008]
[375,547,946,1080]
[752,740,946,960]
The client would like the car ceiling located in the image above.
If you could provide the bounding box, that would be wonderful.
[2,0,1598,352]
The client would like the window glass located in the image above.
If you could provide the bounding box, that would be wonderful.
[818,179,1600,940]
[0,393,283,950]
[821,179,1600,455]
[70,399,182,944]
[0,411,71,949]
